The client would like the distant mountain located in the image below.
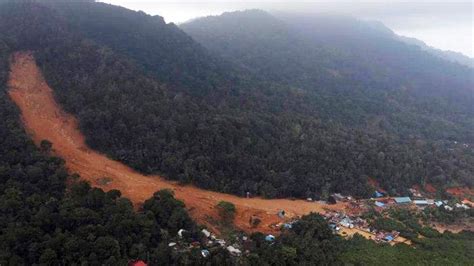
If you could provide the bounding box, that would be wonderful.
[182,10,474,142]
[397,35,473,68]
[354,20,473,68]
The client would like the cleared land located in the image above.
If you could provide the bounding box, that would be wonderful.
[8,52,350,235]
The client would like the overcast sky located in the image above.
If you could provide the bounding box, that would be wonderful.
[99,1,473,57]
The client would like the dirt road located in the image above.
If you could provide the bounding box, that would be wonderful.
[8,52,350,234]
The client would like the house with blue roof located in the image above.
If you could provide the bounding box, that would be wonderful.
[374,191,384,198]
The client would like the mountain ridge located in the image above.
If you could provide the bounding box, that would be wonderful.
[1,2,472,199]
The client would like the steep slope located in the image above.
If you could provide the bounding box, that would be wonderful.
[0,36,206,266]
[8,52,346,235]
[47,1,238,98]
[182,10,474,142]
[1,2,472,199]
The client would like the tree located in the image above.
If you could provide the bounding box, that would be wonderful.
[40,139,52,153]
[216,201,236,223]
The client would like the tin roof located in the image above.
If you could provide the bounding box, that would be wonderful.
[394,197,412,203]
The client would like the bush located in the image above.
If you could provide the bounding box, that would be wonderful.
[216,201,236,222]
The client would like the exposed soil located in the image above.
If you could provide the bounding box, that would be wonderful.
[424,183,437,194]
[8,52,350,235]
[433,221,474,233]
[446,187,474,198]
[368,177,386,193]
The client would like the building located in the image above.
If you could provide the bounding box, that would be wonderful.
[444,205,453,211]
[201,229,211,238]
[394,197,412,204]
[178,229,187,238]
[374,191,384,198]
[277,210,285,218]
[340,217,354,228]
[375,201,385,207]
[413,200,429,205]
[226,246,242,256]
[333,193,345,201]
[201,249,210,258]
[265,235,276,242]
[455,203,470,210]
[409,188,422,198]
[462,199,474,207]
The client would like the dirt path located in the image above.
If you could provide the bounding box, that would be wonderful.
[8,52,350,234]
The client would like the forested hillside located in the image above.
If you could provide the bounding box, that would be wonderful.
[182,10,474,142]
[0,1,473,264]
[0,31,206,264]
[397,35,474,68]
[0,1,471,199]
[48,1,239,98]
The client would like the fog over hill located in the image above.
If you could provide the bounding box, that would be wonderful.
[101,1,473,58]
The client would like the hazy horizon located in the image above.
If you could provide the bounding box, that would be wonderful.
[99,1,473,58]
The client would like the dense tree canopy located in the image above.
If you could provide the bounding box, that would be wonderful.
[182,10,474,143]
[0,2,472,200]
[0,2,473,265]
[0,42,200,264]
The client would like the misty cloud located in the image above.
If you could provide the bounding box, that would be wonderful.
[100,1,473,57]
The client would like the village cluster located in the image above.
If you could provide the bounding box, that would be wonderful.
[166,227,278,258]
[319,189,472,244]
[370,189,472,212]
[163,188,473,259]
[271,188,472,246]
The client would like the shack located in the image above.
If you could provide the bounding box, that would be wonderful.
[374,191,384,198]
[375,201,385,207]
[394,197,412,204]
[277,210,286,218]
[413,200,429,205]
[265,235,276,242]
[332,193,345,201]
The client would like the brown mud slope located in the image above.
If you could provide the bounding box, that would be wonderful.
[447,187,474,198]
[8,52,346,234]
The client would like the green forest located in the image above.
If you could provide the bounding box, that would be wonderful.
[0,39,201,264]
[0,1,473,263]
[0,1,471,200]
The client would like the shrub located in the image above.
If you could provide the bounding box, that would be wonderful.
[216,201,236,222]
